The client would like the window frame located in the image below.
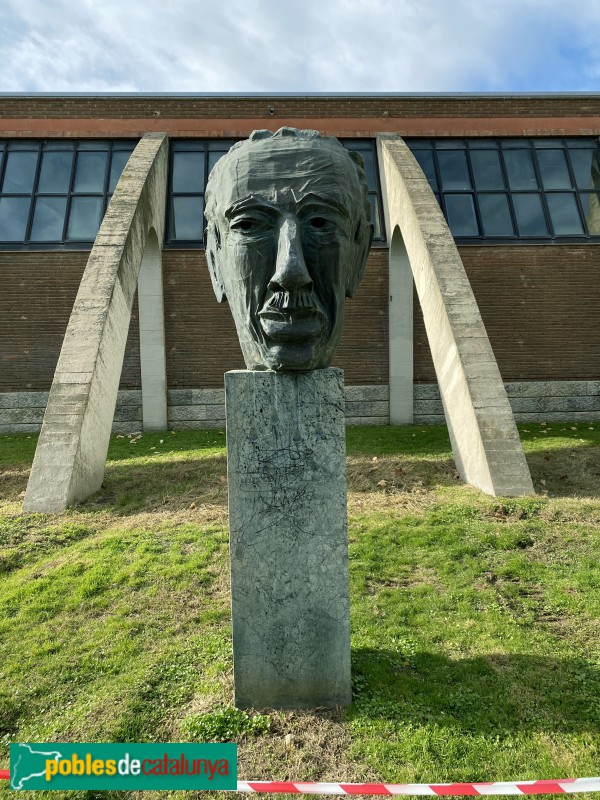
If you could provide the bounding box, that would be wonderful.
[405,137,600,244]
[164,137,387,248]
[0,139,137,251]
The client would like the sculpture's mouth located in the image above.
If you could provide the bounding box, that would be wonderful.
[258,289,327,341]
[258,307,326,341]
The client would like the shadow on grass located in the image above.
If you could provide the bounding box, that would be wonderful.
[351,647,600,734]
[89,453,229,513]
[2,429,600,509]
[526,446,600,499]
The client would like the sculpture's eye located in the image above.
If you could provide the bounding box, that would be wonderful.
[231,218,255,233]
[310,217,327,229]
[230,215,271,236]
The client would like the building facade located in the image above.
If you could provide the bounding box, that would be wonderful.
[0,93,599,432]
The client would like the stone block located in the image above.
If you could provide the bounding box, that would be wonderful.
[414,414,446,425]
[168,405,208,422]
[345,400,389,418]
[413,384,441,400]
[0,423,40,434]
[226,368,351,709]
[0,391,48,409]
[0,407,44,425]
[345,416,388,427]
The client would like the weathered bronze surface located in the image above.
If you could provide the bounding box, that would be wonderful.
[205,127,373,371]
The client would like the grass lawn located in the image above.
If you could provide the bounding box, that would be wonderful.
[0,422,599,799]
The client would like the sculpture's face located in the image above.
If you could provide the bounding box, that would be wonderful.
[205,132,372,371]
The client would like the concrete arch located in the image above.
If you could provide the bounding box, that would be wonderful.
[378,133,533,496]
[24,133,169,512]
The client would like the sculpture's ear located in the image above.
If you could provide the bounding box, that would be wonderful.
[346,217,374,299]
[205,221,227,303]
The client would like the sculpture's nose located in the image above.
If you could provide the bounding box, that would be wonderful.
[269,218,313,292]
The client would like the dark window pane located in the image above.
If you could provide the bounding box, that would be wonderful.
[503,149,538,190]
[438,150,471,190]
[171,196,204,240]
[30,196,68,241]
[536,149,572,190]
[0,196,31,240]
[38,150,73,193]
[368,195,381,239]
[208,150,228,176]
[412,149,437,190]
[173,141,206,151]
[359,149,377,188]
[435,140,463,149]
[569,149,600,190]
[7,141,38,150]
[546,193,584,235]
[579,192,600,234]
[172,152,205,193]
[43,141,74,151]
[471,150,504,190]
[478,194,514,236]
[500,139,530,148]
[108,150,132,192]
[78,141,109,150]
[533,139,563,148]
[468,140,498,149]
[113,141,137,150]
[73,151,108,193]
[445,194,478,236]
[566,139,597,148]
[513,194,548,236]
[67,196,103,240]
[2,150,38,193]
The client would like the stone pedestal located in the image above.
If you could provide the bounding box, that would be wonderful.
[225,368,352,709]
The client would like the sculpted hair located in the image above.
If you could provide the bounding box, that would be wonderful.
[204,127,372,226]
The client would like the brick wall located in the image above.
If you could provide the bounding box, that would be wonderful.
[2,95,600,119]
[0,248,388,392]
[414,244,600,382]
[0,251,140,392]
[2,245,598,393]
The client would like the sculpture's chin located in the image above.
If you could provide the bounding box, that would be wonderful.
[246,339,334,372]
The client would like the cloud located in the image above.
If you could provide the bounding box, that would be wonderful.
[0,0,599,92]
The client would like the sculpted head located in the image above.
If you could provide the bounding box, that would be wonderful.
[204,127,373,371]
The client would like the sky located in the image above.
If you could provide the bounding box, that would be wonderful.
[0,0,599,94]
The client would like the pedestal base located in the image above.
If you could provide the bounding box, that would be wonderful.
[225,368,351,709]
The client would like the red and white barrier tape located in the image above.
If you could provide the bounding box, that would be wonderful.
[234,779,600,795]
[1,771,599,794]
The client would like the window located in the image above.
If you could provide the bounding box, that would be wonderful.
[406,137,600,242]
[165,138,386,246]
[341,139,385,242]
[166,140,236,246]
[0,140,137,248]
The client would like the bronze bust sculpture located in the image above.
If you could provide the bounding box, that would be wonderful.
[204,127,373,371]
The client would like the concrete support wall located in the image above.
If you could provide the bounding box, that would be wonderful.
[23,133,168,512]
[138,231,167,430]
[378,134,534,496]
[388,229,414,424]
